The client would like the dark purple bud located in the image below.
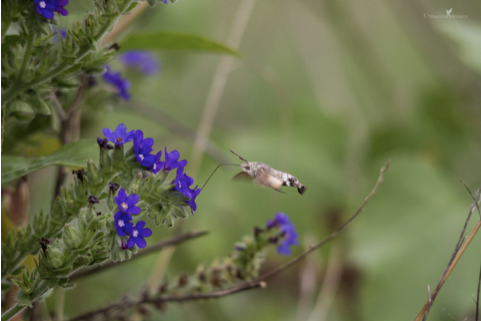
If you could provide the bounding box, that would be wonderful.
[97,137,113,150]
[108,182,120,192]
[88,195,100,205]
[268,236,279,244]
[253,226,264,238]
[72,169,86,184]
[120,239,128,250]
[96,211,102,216]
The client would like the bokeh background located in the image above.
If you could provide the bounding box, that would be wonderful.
[26,0,481,320]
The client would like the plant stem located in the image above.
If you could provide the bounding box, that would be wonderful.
[1,302,26,321]
[2,0,134,104]
[17,33,35,83]
[415,220,481,321]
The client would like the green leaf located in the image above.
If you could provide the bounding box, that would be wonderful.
[2,139,98,183]
[119,32,240,57]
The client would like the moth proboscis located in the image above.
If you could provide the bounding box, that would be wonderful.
[230,150,306,195]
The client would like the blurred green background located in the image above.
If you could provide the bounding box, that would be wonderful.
[27,0,481,320]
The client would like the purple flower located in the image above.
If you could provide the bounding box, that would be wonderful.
[119,51,160,75]
[103,123,134,146]
[174,168,201,215]
[103,65,131,100]
[135,145,156,167]
[114,211,133,236]
[115,188,141,215]
[186,186,201,215]
[34,0,59,19]
[132,130,154,153]
[174,168,194,197]
[266,212,291,229]
[55,0,68,15]
[161,0,168,3]
[277,223,298,255]
[266,212,299,256]
[152,147,187,174]
[127,221,152,249]
[150,150,163,174]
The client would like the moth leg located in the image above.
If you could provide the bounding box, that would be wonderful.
[274,188,286,194]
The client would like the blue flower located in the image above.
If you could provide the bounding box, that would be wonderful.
[186,186,201,215]
[266,212,290,229]
[119,51,160,75]
[115,188,141,215]
[174,168,194,197]
[266,212,298,256]
[34,0,59,19]
[152,147,187,174]
[135,144,156,167]
[132,130,154,153]
[127,221,152,249]
[114,211,133,236]
[174,168,201,215]
[277,223,299,255]
[56,0,68,16]
[103,123,134,146]
[103,65,131,100]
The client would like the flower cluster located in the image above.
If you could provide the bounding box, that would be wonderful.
[266,213,299,255]
[114,189,152,248]
[34,0,68,19]
[103,124,201,214]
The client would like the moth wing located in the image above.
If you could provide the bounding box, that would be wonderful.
[232,171,253,182]
[255,168,284,191]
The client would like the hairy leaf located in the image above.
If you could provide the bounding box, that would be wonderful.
[2,140,98,183]
[119,32,240,56]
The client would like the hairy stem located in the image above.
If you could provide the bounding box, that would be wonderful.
[1,280,49,321]
[1,302,26,321]
[17,33,35,83]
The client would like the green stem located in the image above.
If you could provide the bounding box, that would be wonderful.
[1,280,51,320]
[16,32,35,83]
[1,302,25,321]
[2,0,134,104]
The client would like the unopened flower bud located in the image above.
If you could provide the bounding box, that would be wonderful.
[87,159,103,186]
[48,246,65,269]
[130,172,143,194]
[63,225,83,249]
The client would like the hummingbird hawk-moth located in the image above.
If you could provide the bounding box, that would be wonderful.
[230,150,307,195]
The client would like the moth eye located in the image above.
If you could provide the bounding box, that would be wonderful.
[245,166,250,170]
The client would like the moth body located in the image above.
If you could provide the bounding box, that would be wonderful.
[231,150,306,195]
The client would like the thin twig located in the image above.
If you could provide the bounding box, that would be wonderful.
[70,230,209,281]
[103,1,149,44]
[69,161,390,321]
[417,187,481,321]
[476,259,480,321]
[189,0,257,177]
[53,76,87,198]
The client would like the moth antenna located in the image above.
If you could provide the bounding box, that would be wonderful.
[230,150,249,164]
[201,163,240,190]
